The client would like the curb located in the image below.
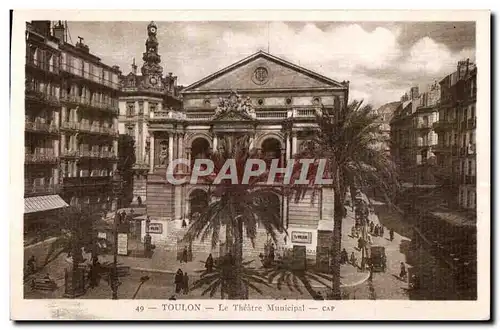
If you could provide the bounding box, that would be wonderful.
[340,271,371,288]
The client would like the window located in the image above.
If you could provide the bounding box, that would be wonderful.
[127,103,135,117]
[464,190,469,208]
[149,103,157,113]
[127,125,134,137]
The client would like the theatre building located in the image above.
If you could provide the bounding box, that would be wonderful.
[144,51,349,264]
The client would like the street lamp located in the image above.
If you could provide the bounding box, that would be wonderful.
[111,211,119,300]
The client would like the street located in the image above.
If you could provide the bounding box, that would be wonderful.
[24,197,468,301]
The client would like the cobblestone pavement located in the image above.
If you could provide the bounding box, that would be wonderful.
[25,196,418,300]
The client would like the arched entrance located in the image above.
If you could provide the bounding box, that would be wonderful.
[188,189,209,221]
[191,138,211,169]
[261,137,282,166]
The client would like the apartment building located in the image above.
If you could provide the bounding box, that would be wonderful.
[434,59,477,210]
[24,21,122,244]
[390,83,440,185]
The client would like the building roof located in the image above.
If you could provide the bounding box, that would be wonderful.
[183,50,348,92]
[431,210,476,228]
[24,195,69,214]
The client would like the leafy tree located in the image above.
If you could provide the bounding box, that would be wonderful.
[118,134,136,206]
[289,100,400,299]
[183,135,285,299]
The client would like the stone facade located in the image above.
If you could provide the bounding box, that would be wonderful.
[145,50,349,258]
[118,22,182,204]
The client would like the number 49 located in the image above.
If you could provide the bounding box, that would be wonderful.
[136,306,144,312]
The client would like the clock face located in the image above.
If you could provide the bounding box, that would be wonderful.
[150,77,157,85]
[149,27,157,34]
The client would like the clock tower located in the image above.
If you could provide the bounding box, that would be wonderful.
[141,21,163,89]
[118,21,182,208]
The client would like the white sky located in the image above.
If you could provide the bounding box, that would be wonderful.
[66,21,475,108]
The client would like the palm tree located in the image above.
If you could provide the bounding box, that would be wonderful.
[261,258,333,299]
[191,256,270,299]
[289,100,401,299]
[183,134,285,299]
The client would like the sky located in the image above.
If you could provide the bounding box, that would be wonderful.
[66,21,475,108]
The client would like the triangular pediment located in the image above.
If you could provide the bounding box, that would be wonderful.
[212,110,254,122]
[183,51,347,92]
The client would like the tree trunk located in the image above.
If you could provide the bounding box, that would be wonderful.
[330,192,344,300]
[232,218,244,299]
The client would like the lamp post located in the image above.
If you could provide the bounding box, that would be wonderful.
[111,211,119,300]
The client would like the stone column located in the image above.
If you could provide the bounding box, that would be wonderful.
[174,185,182,220]
[60,133,66,154]
[213,134,218,152]
[285,133,291,164]
[280,148,285,167]
[113,138,118,157]
[54,111,60,128]
[186,147,192,171]
[53,139,60,157]
[168,134,174,165]
[282,195,288,229]
[149,133,155,173]
[291,132,298,156]
[53,167,59,186]
[177,133,184,174]
[61,106,67,123]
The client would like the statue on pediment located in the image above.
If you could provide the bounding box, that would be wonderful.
[214,91,255,119]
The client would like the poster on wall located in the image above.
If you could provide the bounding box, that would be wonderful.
[147,223,163,234]
[291,231,312,244]
[117,233,128,256]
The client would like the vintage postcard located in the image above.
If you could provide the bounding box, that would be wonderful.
[10,10,490,320]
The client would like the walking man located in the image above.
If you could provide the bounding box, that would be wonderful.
[390,228,395,241]
[175,269,183,294]
[183,272,189,295]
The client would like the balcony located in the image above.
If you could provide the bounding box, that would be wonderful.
[151,108,318,121]
[460,144,476,156]
[467,117,477,129]
[59,63,120,90]
[415,122,432,130]
[433,120,457,132]
[25,84,61,106]
[25,153,58,164]
[25,121,59,134]
[61,176,113,188]
[77,123,118,136]
[78,150,117,160]
[463,175,476,185]
[60,95,119,114]
[25,57,60,75]
[25,183,60,196]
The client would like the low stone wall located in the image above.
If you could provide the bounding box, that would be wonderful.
[24,236,63,270]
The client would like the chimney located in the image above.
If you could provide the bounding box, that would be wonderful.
[53,20,66,42]
[31,20,51,37]
[132,58,137,75]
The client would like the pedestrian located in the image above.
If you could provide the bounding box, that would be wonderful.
[350,252,357,267]
[183,272,189,294]
[370,221,374,234]
[375,225,380,236]
[269,243,275,263]
[357,237,363,250]
[175,269,183,294]
[351,226,356,237]
[390,229,395,241]
[137,196,142,207]
[144,233,152,258]
[181,218,187,228]
[380,226,385,238]
[181,246,188,263]
[27,255,36,275]
[205,253,214,273]
[340,248,348,264]
[399,262,407,280]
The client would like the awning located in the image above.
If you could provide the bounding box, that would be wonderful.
[24,195,69,214]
